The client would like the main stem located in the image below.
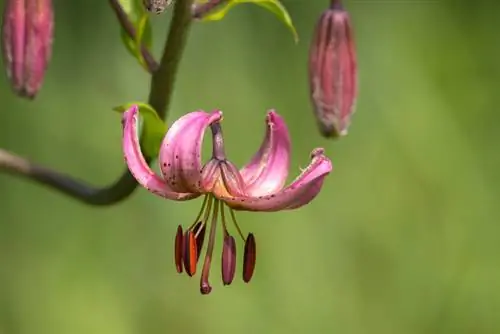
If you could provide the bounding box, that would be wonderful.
[0,0,193,205]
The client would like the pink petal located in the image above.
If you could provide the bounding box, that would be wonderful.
[201,159,247,198]
[239,110,291,197]
[159,110,223,194]
[122,105,198,201]
[221,148,332,212]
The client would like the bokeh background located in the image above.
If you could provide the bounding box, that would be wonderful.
[1,0,500,333]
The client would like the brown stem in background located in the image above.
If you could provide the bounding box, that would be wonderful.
[191,0,227,19]
[0,0,194,205]
[108,0,159,73]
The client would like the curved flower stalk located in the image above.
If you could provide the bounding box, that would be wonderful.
[122,105,333,294]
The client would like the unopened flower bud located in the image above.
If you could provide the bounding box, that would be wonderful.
[308,0,358,138]
[1,0,54,99]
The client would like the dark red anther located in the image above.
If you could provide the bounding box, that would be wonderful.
[174,225,183,274]
[182,230,198,277]
[193,222,206,261]
[242,233,256,283]
[221,235,236,285]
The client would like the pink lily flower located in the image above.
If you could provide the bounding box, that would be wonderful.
[122,105,333,295]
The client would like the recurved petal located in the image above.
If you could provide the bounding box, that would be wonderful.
[122,105,198,201]
[222,148,332,212]
[239,110,291,197]
[159,110,223,194]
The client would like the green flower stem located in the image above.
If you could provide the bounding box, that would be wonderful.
[0,0,194,206]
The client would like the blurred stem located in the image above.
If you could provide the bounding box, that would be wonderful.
[0,0,194,205]
[330,0,343,9]
[108,0,159,72]
[191,0,227,19]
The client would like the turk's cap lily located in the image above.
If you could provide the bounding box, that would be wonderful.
[123,106,332,210]
[122,105,332,294]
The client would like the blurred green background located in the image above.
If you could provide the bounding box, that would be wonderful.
[1,0,500,333]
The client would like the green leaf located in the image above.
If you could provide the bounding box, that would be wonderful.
[135,13,151,70]
[113,102,167,158]
[117,0,140,16]
[117,0,153,70]
[197,0,298,43]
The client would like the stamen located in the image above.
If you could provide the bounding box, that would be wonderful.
[174,196,211,275]
[220,204,236,285]
[182,230,198,277]
[188,195,209,230]
[193,222,206,261]
[243,233,256,283]
[174,225,183,274]
[229,208,246,242]
[199,195,214,233]
[200,198,220,295]
[220,203,229,236]
[193,196,213,261]
[221,235,236,285]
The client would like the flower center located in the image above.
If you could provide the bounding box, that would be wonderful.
[199,122,247,199]
[173,195,256,295]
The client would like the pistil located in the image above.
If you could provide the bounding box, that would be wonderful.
[200,198,220,294]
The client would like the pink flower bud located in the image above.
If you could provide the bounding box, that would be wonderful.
[308,0,357,138]
[2,0,54,99]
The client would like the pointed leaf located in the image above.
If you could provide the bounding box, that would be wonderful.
[113,102,167,158]
[197,0,298,43]
[253,1,298,43]
[117,0,153,69]
[195,0,236,20]
[135,13,152,70]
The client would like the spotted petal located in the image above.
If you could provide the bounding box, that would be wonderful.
[159,110,223,193]
[239,110,291,197]
[122,105,198,200]
[222,148,332,212]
